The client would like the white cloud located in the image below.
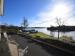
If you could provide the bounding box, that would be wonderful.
[29,0,75,27]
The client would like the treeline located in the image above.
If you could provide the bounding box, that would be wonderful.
[1,25,22,33]
[47,25,75,31]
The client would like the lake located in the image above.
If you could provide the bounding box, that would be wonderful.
[34,28,75,40]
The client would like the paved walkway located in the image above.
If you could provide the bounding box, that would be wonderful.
[8,34,53,56]
[8,41,18,56]
[3,32,18,56]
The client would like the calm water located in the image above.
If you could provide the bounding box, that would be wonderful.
[34,28,75,40]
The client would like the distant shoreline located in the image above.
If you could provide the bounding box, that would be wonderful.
[47,26,75,32]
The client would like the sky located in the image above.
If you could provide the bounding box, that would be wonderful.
[0,0,75,27]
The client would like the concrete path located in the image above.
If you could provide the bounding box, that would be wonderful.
[3,32,18,56]
[8,34,53,56]
[8,42,18,56]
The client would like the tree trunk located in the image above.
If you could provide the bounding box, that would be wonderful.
[58,30,59,39]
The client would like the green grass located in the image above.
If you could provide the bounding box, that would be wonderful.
[29,32,53,39]
[29,32,75,43]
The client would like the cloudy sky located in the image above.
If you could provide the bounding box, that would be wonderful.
[1,0,75,27]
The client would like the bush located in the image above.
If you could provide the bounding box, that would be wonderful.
[60,35,73,41]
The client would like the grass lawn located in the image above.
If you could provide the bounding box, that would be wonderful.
[29,32,53,39]
[29,32,75,44]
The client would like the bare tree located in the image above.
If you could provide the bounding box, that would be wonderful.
[56,18,64,39]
